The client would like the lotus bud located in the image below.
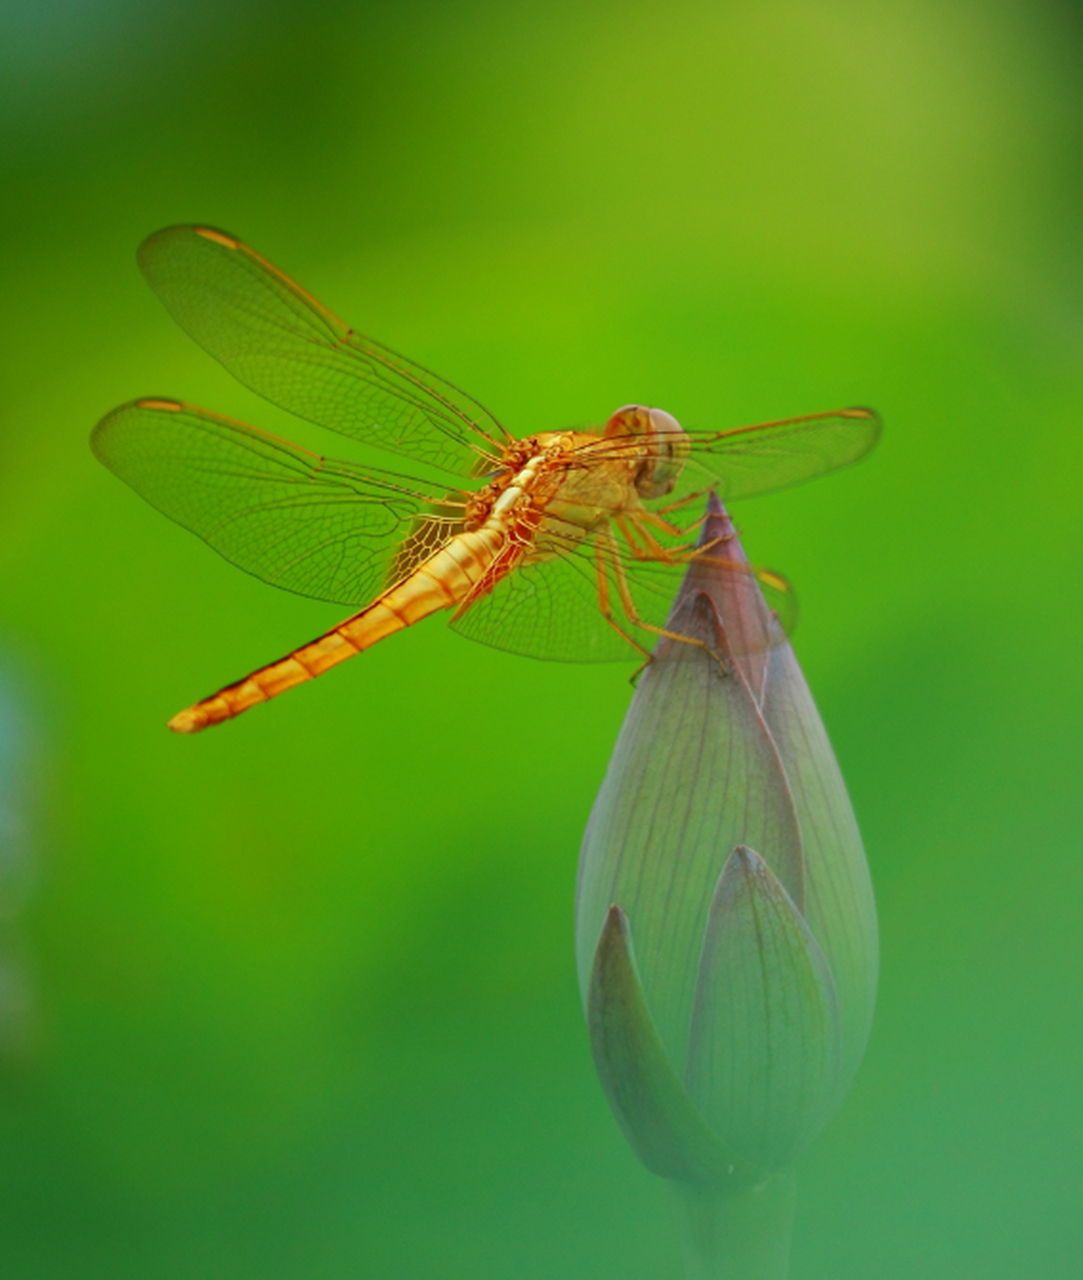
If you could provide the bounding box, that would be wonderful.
[577,494,877,1276]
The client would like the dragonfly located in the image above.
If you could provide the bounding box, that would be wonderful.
[91,225,881,733]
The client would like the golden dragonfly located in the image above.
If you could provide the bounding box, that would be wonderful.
[91,226,880,733]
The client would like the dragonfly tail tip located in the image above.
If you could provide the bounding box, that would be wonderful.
[168,706,207,734]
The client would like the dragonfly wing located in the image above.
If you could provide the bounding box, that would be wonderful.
[450,525,635,663]
[91,399,465,607]
[448,517,794,664]
[683,407,881,500]
[572,408,879,503]
[137,226,511,477]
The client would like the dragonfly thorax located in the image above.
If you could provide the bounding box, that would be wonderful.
[603,405,691,500]
[464,434,574,529]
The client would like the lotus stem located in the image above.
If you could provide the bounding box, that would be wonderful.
[672,1172,796,1280]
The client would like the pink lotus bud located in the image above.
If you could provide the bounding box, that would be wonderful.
[577,495,878,1272]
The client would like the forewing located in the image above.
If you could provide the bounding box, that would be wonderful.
[91,398,465,607]
[684,407,881,500]
[137,225,511,477]
[571,408,879,503]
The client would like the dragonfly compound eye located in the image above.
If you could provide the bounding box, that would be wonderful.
[602,405,691,499]
[637,407,691,499]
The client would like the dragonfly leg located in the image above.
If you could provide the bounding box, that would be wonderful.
[628,656,652,685]
[652,488,712,517]
[639,506,705,538]
[615,514,696,565]
[647,511,708,538]
[644,507,741,541]
[634,519,679,562]
[643,490,741,537]
[613,515,660,562]
[617,517,732,567]
[604,531,728,677]
[678,535,741,564]
[639,535,748,569]
[594,536,654,666]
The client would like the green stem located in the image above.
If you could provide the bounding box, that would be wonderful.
[672,1171,796,1280]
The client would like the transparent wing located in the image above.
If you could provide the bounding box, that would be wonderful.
[573,407,881,502]
[450,513,794,664]
[137,225,512,477]
[684,407,881,499]
[450,543,632,662]
[460,403,866,663]
[91,398,467,607]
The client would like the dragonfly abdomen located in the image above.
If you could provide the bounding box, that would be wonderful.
[167,525,506,732]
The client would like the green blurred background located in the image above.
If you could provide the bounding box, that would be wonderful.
[2,0,1082,1275]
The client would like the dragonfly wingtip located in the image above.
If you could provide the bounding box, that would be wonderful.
[193,226,241,250]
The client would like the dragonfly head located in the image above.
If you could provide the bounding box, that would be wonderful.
[603,405,691,499]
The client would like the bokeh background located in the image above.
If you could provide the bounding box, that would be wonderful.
[2,1,1082,1275]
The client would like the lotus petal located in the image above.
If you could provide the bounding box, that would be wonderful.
[759,641,878,1096]
[686,846,841,1171]
[587,905,758,1191]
